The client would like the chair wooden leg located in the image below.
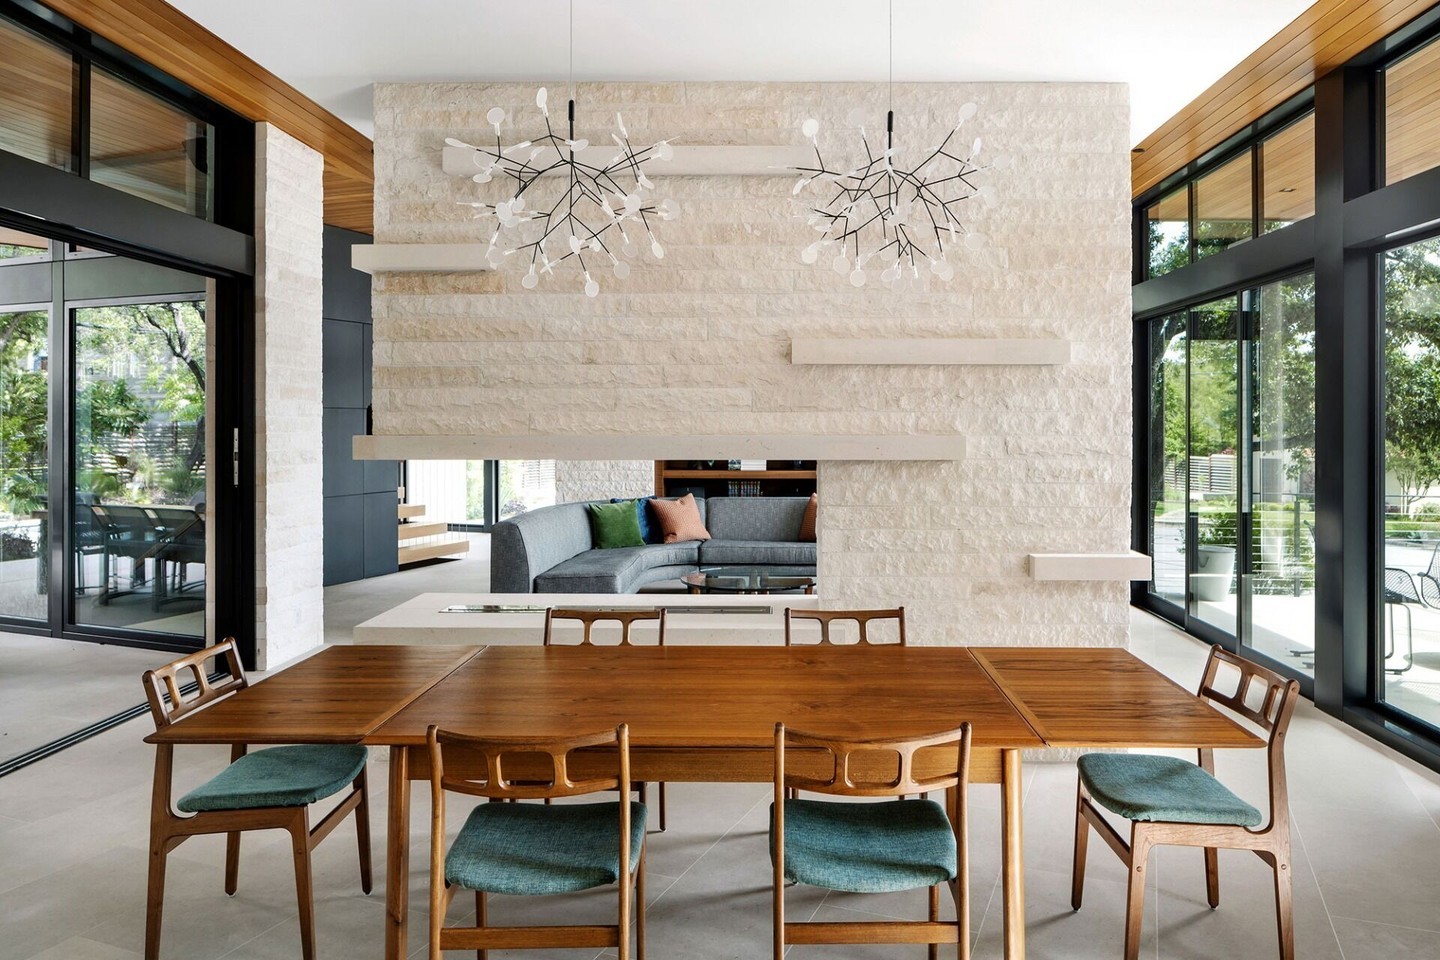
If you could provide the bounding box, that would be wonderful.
[773,831,785,960]
[1123,826,1152,960]
[224,831,240,895]
[618,843,632,960]
[1204,845,1220,908]
[475,890,487,960]
[355,770,374,895]
[1071,787,1089,910]
[144,835,169,960]
[928,885,940,960]
[1266,851,1295,960]
[636,840,647,960]
[290,811,317,960]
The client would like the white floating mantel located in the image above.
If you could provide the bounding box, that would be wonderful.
[1028,551,1153,582]
[351,244,495,274]
[792,338,1072,366]
[353,434,964,462]
[442,143,811,180]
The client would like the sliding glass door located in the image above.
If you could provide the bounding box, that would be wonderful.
[1381,236,1440,726]
[0,303,48,623]
[71,298,206,638]
[1143,275,1316,676]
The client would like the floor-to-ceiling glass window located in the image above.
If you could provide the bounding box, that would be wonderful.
[1381,235,1440,724]
[1145,311,1188,608]
[71,297,206,638]
[1142,278,1316,673]
[1247,275,1316,672]
[0,303,48,623]
[0,1,254,773]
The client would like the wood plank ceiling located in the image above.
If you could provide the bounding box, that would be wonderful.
[1133,0,1439,200]
[38,0,374,233]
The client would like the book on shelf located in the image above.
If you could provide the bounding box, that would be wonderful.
[738,459,766,471]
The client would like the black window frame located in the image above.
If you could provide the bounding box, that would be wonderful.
[1133,4,1440,776]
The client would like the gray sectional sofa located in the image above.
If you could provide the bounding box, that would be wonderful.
[490,496,816,593]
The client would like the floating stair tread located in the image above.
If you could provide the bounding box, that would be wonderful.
[398,504,426,519]
[397,521,448,540]
[399,539,471,565]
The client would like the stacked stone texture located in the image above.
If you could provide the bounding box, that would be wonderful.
[372,82,1132,646]
[255,123,326,669]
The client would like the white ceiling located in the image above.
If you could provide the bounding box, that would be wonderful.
[167,0,1312,145]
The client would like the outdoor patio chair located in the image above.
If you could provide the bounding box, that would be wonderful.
[1383,567,1420,675]
[1417,542,1440,607]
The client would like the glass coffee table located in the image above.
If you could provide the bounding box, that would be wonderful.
[682,566,816,595]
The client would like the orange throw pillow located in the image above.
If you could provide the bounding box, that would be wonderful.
[650,493,711,543]
[798,493,817,542]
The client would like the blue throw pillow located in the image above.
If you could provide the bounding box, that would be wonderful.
[612,496,661,544]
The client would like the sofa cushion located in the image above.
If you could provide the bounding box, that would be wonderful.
[699,540,817,566]
[799,494,817,542]
[613,496,662,544]
[534,543,702,593]
[707,497,810,541]
[588,500,644,549]
[650,493,711,543]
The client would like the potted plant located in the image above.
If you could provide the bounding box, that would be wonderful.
[1193,502,1238,602]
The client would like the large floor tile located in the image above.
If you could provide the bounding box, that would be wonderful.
[1332,916,1440,960]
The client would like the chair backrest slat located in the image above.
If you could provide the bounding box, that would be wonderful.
[777,723,969,797]
[142,639,246,730]
[428,725,626,800]
[784,607,906,646]
[1196,645,1300,827]
[543,607,667,646]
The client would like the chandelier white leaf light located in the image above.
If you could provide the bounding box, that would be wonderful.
[789,1,986,290]
[446,1,676,296]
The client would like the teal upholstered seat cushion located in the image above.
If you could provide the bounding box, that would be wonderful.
[772,798,957,894]
[446,801,647,896]
[1077,753,1263,827]
[176,744,368,813]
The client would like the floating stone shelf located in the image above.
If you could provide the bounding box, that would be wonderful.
[441,143,811,179]
[1028,552,1153,581]
[791,338,1072,365]
[353,434,964,462]
[351,243,496,274]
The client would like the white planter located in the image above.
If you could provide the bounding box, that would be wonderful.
[1192,545,1236,601]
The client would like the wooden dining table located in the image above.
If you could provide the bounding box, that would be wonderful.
[147,642,1262,960]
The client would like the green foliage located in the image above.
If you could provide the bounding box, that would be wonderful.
[1383,242,1440,511]
[1196,500,1238,548]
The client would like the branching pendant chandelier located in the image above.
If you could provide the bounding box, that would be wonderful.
[790,1,985,289]
[446,2,676,296]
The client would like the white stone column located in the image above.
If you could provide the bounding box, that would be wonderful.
[253,123,325,669]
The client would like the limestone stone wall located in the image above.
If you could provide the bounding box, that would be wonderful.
[255,123,325,669]
[555,461,654,504]
[372,81,1133,646]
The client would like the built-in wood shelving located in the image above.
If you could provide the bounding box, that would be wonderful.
[654,461,817,498]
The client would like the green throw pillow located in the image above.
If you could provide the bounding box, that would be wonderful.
[587,500,644,549]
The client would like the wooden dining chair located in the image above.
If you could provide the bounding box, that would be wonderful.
[1070,645,1301,960]
[771,722,972,960]
[426,723,647,960]
[142,639,372,960]
[784,606,907,645]
[544,607,669,830]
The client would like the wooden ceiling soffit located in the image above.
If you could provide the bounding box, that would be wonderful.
[1132,0,1439,199]
[38,0,373,233]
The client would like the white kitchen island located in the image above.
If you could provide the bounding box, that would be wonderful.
[351,591,823,646]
